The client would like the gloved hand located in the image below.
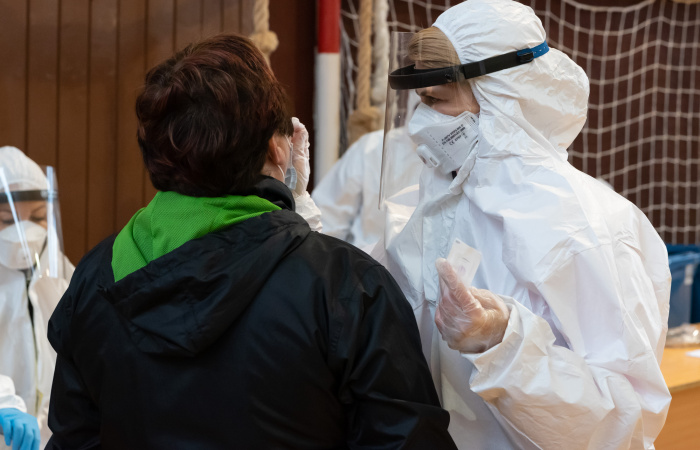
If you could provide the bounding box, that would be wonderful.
[0,408,39,450]
[290,117,310,196]
[434,258,510,353]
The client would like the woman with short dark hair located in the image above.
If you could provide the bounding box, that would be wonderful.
[136,34,293,196]
[45,34,456,449]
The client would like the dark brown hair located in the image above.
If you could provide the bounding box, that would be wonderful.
[135,33,293,196]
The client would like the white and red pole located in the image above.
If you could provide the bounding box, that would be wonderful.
[314,0,341,185]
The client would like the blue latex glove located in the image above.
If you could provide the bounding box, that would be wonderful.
[0,408,39,450]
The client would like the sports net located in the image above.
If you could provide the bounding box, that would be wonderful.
[340,0,700,244]
[340,1,457,150]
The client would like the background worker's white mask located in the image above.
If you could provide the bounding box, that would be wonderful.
[0,220,47,270]
[407,103,479,175]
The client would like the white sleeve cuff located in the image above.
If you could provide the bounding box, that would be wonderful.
[0,375,27,412]
[294,191,323,232]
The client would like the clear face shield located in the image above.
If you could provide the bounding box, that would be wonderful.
[0,165,65,280]
[379,31,486,211]
[379,31,484,247]
[378,32,423,212]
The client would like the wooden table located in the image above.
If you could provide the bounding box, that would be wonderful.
[655,344,700,449]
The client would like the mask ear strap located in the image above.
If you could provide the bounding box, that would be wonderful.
[269,137,288,180]
[276,164,285,180]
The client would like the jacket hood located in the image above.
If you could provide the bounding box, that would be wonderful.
[98,178,309,357]
[434,0,589,162]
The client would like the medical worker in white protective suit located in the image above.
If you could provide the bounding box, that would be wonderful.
[312,127,422,252]
[377,1,672,448]
[0,146,74,449]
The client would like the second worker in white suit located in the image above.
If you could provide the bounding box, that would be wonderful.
[0,147,75,449]
[376,1,672,448]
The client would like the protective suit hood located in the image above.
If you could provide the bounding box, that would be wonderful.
[433,0,589,163]
[0,146,47,190]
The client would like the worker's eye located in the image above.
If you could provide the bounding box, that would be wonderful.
[421,96,440,106]
[30,215,46,224]
[0,213,14,226]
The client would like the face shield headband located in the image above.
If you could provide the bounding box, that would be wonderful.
[0,190,55,204]
[388,41,549,90]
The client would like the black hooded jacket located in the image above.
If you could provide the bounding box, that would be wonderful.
[46,178,456,450]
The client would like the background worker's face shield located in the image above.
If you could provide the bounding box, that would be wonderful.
[0,165,65,280]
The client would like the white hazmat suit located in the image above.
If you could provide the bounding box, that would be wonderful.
[313,130,385,250]
[0,147,75,448]
[313,129,422,252]
[380,1,672,449]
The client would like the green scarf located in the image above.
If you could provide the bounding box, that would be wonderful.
[112,191,280,281]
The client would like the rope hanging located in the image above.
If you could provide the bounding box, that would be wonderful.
[371,0,389,107]
[347,0,382,145]
[249,0,279,65]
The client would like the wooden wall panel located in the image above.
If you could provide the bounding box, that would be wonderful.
[87,0,118,250]
[239,0,255,36]
[26,0,59,167]
[1,0,306,263]
[115,0,147,232]
[147,0,176,68]
[0,0,28,149]
[222,0,242,33]
[175,0,203,51]
[269,0,317,190]
[202,0,223,38]
[144,0,176,203]
[57,1,90,259]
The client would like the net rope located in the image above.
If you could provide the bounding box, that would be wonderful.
[339,0,700,243]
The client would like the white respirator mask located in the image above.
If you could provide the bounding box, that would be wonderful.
[407,103,480,175]
[0,220,47,270]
